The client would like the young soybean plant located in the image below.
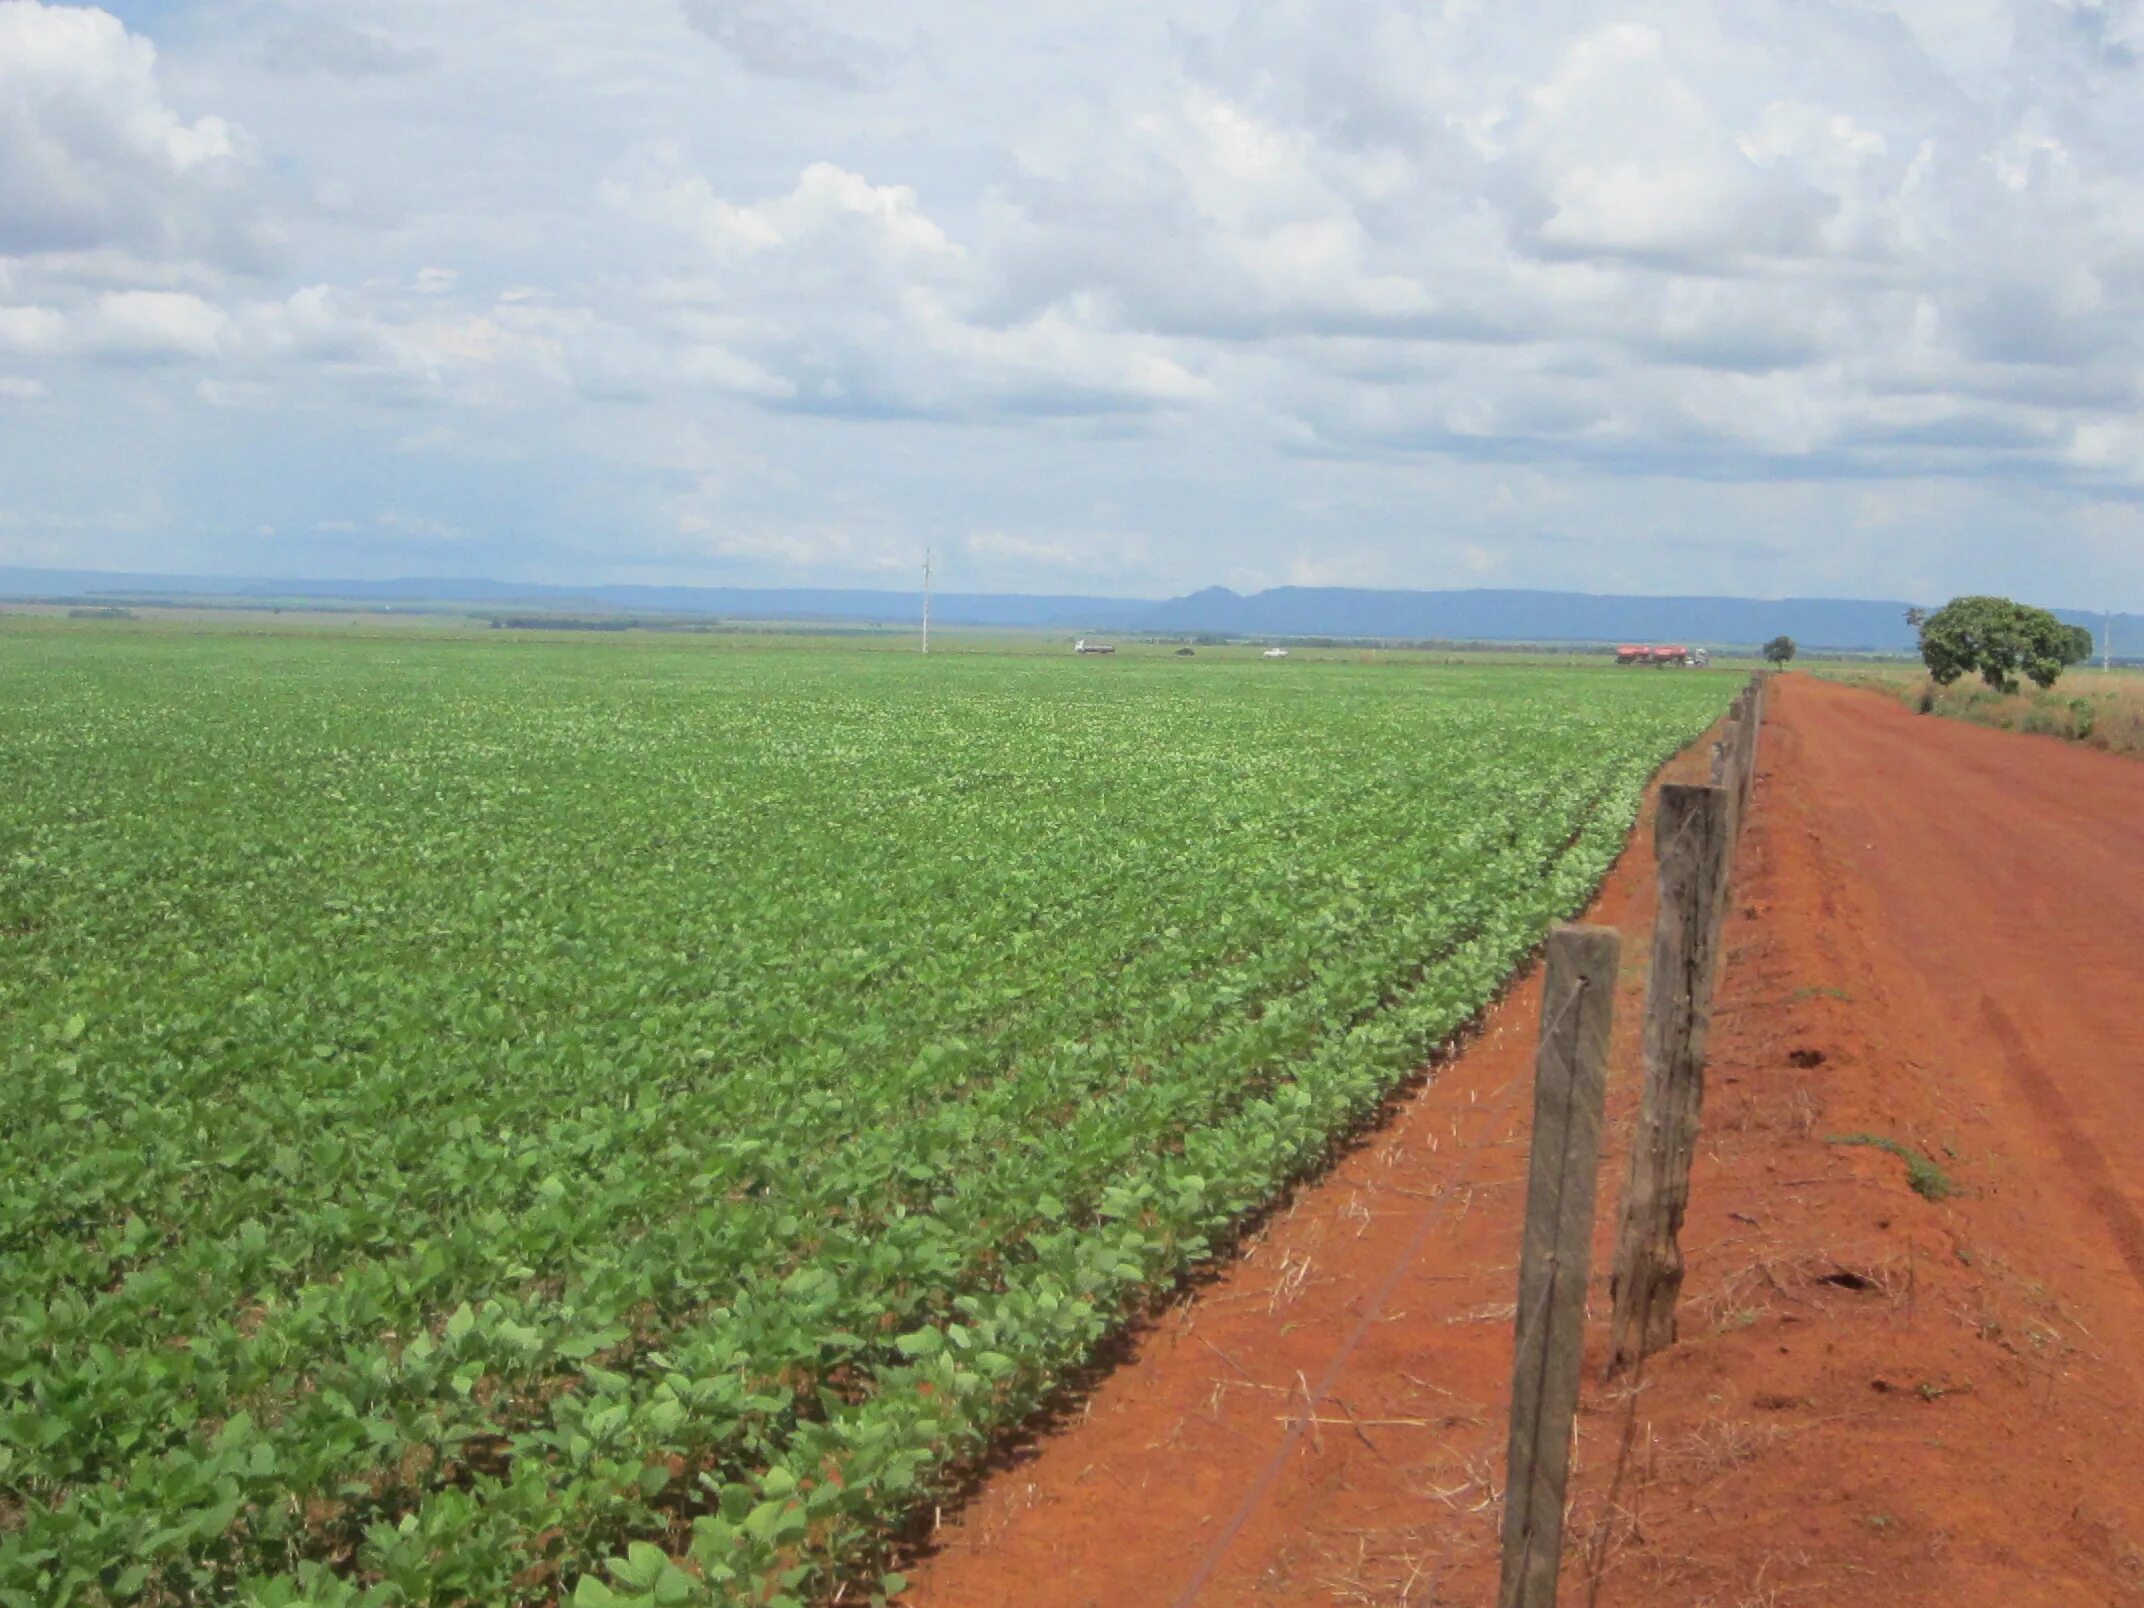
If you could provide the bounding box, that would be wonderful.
[0,629,1729,1605]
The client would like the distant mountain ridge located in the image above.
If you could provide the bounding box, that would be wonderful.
[3,565,2136,654]
[1122,587,1949,650]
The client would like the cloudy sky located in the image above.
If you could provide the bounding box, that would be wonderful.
[3,0,2142,604]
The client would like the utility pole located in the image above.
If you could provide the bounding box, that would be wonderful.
[2106,609,2114,673]
[921,548,932,656]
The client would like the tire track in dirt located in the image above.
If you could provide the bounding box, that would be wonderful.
[1781,676,2144,1333]
[1978,996,2144,1295]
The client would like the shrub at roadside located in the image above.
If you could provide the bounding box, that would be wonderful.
[1845,670,2144,756]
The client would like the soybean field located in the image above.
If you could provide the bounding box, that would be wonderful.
[0,626,1730,1606]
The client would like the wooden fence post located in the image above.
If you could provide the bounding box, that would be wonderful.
[1499,923,1620,1608]
[1606,783,1732,1374]
[1733,679,1762,820]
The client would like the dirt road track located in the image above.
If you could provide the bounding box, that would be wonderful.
[1784,679,2144,1301]
[905,675,2144,1606]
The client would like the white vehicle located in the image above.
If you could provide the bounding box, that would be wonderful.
[1073,638,1117,655]
[1262,647,1290,659]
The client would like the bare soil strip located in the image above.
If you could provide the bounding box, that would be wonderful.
[904,675,2144,1606]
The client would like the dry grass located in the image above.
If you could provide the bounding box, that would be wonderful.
[1718,1083,1821,1142]
[1670,1417,1785,1481]
[1266,1245,1319,1311]
[1419,1445,1503,1517]
[1695,1259,1789,1334]
[1831,666,2144,756]
[1445,1301,1519,1325]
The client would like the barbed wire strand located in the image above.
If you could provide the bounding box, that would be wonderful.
[1166,715,1751,1604]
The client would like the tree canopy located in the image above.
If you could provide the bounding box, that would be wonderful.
[1762,635,1797,665]
[1917,596,2092,694]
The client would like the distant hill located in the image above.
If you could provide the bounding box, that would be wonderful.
[3,565,2136,655]
[0,569,1129,628]
[1119,587,1944,651]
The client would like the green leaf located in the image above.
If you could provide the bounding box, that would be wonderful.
[0,631,1732,1606]
[892,1327,943,1359]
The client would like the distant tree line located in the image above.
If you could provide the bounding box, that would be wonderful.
[490,616,637,632]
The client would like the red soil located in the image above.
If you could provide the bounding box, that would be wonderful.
[903,674,2144,1606]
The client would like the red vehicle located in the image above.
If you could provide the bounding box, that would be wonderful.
[1615,644,1708,667]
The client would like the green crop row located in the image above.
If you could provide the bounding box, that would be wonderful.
[0,628,1730,1604]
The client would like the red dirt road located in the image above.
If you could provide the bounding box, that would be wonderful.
[904,675,2144,1606]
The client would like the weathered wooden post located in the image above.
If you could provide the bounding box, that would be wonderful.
[1711,696,1740,795]
[1500,923,1620,1608]
[1733,679,1761,821]
[1606,784,1733,1374]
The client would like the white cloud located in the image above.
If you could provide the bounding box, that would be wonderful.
[1507,26,1832,264]
[259,18,430,79]
[4,0,2144,606]
[375,510,469,542]
[611,154,1207,417]
[678,0,889,89]
[672,518,912,573]
[195,376,269,406]
[91,290,227,359]
[0,0,268,267]
[613,157,964,283]
[0,304,68,355]
[966,528,1154,577]
[2069,419,2144,476]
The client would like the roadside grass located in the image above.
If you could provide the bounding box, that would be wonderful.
[1819,664,2144,757]
[1827,1134,1958,1201]
[1784,984,1853,1005]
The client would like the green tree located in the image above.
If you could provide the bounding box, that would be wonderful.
[1762,635,1797,665]
[1917,596,2083,694]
